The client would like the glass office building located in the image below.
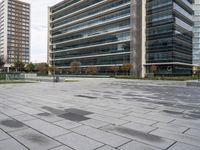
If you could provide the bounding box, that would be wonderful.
[48,0,146,76]
[146,0,194,75]
[48,0,194,76]
[193,0,200,65]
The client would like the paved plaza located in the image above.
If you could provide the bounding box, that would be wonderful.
[0,78,200,150]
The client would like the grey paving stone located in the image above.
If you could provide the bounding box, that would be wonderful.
[122,116,157,125]
[119,141,161,150]
[50,145,73,150]
[13,114,37,122]
[0,113,9,120]
[152,122,188,133]
[24,119,70,137]
[35,113,64,122]
[86,114,129,125]
[96,145,117,150]
[0,138,28,150]
[107,108,132,115]
[122,122,156,133]
[9,104,43,115]
[171,119,200,130]
[41,106,66,115]
[126,107,151,114]
[72,125,131,147]
[126,112,175,123]
[168,142,200,150]
[0,130,10,141]
[185,128,200,137]
[86,108,125,118]
[0,119,27,132]
[0,105,25,116]
[80,119,110,128]
[151,128,200,147]
[54,120,81,129]
[102,125,175,149]
[56,132,103,150]
[10,128,61,150]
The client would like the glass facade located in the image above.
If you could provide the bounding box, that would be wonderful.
[146,0,194,75]
[193,0,200,65]
[49,0,131,74]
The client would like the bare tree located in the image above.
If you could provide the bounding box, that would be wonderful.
[150,65,157,77]
[25,62,35,73]
[0,55,5,69]
[111,65,120,76]
[70,61,81,74]
[48,66,59,74]
[86,66,97,75]
[13,61,25,72]
[35,63,48,75]
[194,65,200,81]
[121,64,133,75]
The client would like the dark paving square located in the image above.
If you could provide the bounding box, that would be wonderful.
[59,112,90,122]
[65,108,93,116]
[76,95,97,99]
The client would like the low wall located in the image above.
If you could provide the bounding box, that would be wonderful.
[186,82,200,87]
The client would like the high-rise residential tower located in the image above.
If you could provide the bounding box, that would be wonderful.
[48,0,193,76]
[193,0,200,65]
[0,0,30,70]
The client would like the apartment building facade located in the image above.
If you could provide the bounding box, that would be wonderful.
[193,0,200,65]
[48,0,193,76]
[0,0,30,69]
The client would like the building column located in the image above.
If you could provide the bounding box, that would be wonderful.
[130,0,146,77]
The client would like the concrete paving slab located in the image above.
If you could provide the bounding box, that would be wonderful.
[72,125,131,147]
[168,142,200,150]
[102,125,175,149]
[96,145,117,150]
[87,114,129,125]
[122,122,156,133]
[35,112,64,122]
[151,128,200,147]
[0,105,25,116]
[152,122,188,133]
[50,145,73,150]
[80,119,110,128]
[119,140,161,150]
[0,119,27,132]
[185,128,200,137]
[0,138,28,150]
[122,116,157,125]
[54,119,82,129]
[0,130,10,141]
[10,128,61,150]
[56,132,103,150]
[170,119,200,130]
[24,119,70,137]
[13,114,37,122]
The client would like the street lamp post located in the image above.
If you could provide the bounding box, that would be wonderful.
[53,44,56,81]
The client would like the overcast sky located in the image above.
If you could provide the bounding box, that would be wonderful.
[21,0,62,63]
